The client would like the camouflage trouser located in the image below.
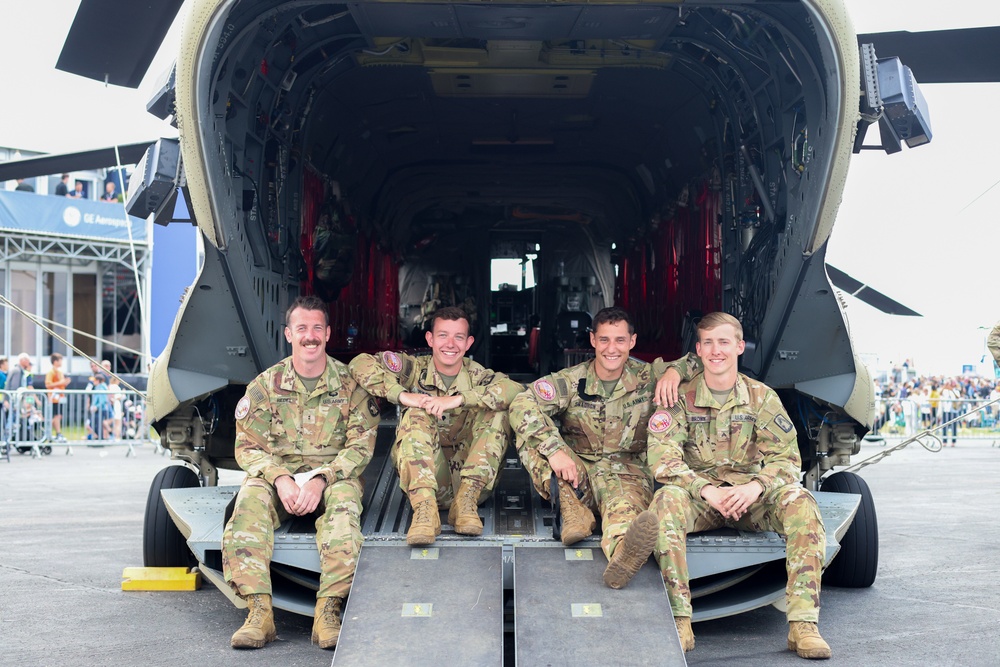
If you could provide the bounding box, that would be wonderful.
[652,483,825,621]
[519,446,652,560]
[222,476,363,599]
[392,407,510,508]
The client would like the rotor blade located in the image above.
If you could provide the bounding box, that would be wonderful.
[826,265,921,317]
[56,0,185,88]
[0,142,152,182]
[858,26,1000,84]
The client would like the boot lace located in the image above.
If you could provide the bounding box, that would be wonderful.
[320,598,341,626]
[413,499,435,524]
[793,622,821,639]
[246,596,267,625]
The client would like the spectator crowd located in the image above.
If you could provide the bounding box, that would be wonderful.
[873,370,1000,444]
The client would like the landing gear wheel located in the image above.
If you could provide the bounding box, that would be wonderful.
[143,465,200,567]
[822,471,878,588]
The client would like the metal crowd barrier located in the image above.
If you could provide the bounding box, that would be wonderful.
[872,396,1000,442]
[1,387,155,459]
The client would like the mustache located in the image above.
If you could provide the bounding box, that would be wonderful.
[301,339,324,347]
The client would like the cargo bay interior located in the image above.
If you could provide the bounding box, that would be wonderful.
[203,1,821,374]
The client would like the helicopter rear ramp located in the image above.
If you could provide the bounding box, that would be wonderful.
[333,544,504,665]
[513,546,686,666]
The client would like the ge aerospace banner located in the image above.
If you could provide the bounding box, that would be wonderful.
[0,189,148,243]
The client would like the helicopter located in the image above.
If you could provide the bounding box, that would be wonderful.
[4,0,999,661]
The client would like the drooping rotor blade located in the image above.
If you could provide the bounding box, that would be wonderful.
[858,26,1000,84]
[56,0,185,88]
[826,265,922,317]
[0,142,152,182]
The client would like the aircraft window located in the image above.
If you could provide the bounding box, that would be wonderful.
[490,257,536,291]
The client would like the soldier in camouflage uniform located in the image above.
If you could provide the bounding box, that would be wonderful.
[349,306,523,546]
[222,296,379,651]
[646,312,830,659]
[989,321,1000,364]
[511,307,677,589]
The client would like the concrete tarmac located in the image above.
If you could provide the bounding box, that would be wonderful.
[2,437,999,666]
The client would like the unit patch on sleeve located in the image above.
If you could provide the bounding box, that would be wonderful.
[533,379,556,401]
[235,396,251,420]
[774,414,793,433]
[648,410,672,433]
[382,351,403,373]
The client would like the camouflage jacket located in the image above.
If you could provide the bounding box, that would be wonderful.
[348,351,523,411]
[990,322,1000,364]
[647,372,800,499]
[511,358,671,473]
[235,356,379,486]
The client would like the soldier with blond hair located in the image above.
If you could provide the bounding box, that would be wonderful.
[646,312,829,659]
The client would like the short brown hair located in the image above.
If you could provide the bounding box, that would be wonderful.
[428,306,470,333]
[50,353,63,363]
[285,295,329,326]
[592,307,634,334]
[696,312,743,342]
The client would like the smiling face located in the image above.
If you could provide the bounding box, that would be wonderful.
[285,306,330,373]
[425,316,473,376]
[589,319,636,381]
[695,323,746,388]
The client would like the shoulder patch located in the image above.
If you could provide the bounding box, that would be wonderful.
[235,396,251,420]
[774,414,793,433]
[367,397,379,417]
[533,379,556,401]
[648,410,672,433]
[382,351,403,373]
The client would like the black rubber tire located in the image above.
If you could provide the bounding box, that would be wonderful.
[143,465,200,567]
[822,471,878,588]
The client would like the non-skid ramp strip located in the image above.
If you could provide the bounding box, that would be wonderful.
[334,544,503,665]
[514,546,686,667]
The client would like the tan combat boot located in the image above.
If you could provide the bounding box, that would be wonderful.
[312,596,344,649]
[603,510,658,589]
[230,593,277,649]
[556,477,596,546]
[448,477,485,536]
[407,488,441,546]
[675,616,695,652]
[788,621,831,659]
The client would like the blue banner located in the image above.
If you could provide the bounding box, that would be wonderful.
[0,189,148,242]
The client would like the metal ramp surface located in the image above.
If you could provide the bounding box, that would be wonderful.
[333,544,504,665]
[514,546,686,667]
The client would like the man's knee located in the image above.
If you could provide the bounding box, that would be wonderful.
[396,408,437,440]
[653,484,690,516]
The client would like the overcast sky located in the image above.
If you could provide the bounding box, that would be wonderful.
[1,0,997,375]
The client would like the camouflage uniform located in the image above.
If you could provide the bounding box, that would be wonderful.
[989,321,1000,364]
[349,352,522,507]
[510,358,667,559]
[222,356,379,600]
[647,372,825,621]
